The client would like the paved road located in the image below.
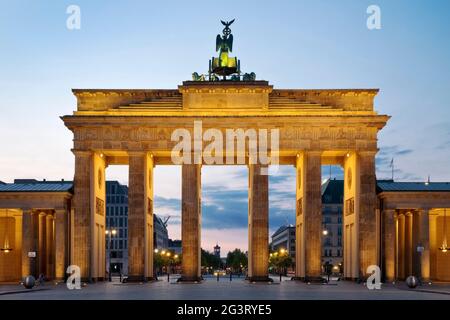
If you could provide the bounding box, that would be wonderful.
[1,276,449,300]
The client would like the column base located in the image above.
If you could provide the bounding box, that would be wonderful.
[303,276,327,284]
[291,276,305,281]
[344,277,360,282]
[124,275,148,283]
[177,276,203,283]
[247,276,273,283]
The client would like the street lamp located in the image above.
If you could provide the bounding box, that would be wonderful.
[105,228,117,282]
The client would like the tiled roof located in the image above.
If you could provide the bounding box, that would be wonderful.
[0,181,73,192]
[377,181,450,192]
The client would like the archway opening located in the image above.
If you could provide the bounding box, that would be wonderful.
[201,165,248,281]
[153,165,181,279]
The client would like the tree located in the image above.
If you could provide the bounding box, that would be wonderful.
[226,249,248,273]
[201,249,222,270]
[269,250,293,275]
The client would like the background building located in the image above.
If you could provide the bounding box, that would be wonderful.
[106,181,129,275]
[106,181,169,276]
[321,179,344,270]
[271,225,296,258]
[168,239,182,255]
[270,178,344,271]
[154,215,169,249]
[214,243,221,258]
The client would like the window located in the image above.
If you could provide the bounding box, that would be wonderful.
[338,217,342,224]
[338,237,342,246]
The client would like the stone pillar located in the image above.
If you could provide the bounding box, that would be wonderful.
[248,164,270,282]
[38,212,47,277]
[72,150,93,281]
[343,152,358,279]
[46,215,54,279]
[127,152,154,282]
[179,164,202,282]
[21,209,38,279]
[54,209,67,281]
[294,154,305,279]
[397,213,405,279]
[429,212,438,280]
[303,152,322,281]
[405,213,413,276]
[357,152,378,279]
[383,209,396,282]
[417,209,430,281]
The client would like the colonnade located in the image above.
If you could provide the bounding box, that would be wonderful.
[71,149,378,282]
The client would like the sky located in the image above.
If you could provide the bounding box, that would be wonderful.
[1,0,450,255]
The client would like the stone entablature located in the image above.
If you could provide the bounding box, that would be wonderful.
[64,83,388,162]
[71,82,381,115]
[379,191,450,210]
[0,192,72,210]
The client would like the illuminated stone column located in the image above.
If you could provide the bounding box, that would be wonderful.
[21,209,38,278]
[45,214,55,279]
[248,164,270,282]
[294,154,305,279]
[127,152,154,282]
[179,164,202,282]
[397,213,405,279]
[344,151,377,280]
[72,150,93,281]
[429,212,438,280]
[302,152,322,280]
[91,152,106,281]
[38,212,47,276]
[357,152,378,279]
[343,152,359,279]
[383,209,397,282]
[405,212,413,276]
[54,209,67,281]
[417,209,430,281]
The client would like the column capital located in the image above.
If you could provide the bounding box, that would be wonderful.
[304,150,323,157]
[358,150,378,157]
[71,149,92,157]
[127,151,148,157]
[382,208,397,218]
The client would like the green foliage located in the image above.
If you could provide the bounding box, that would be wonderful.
[154,249,181,269]
[201,249,222,269]
[226,249,248,272]
[269,250,293,274]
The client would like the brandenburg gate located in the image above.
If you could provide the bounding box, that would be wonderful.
[61,20,389,282]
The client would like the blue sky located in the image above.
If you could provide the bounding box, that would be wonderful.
[1,0,450,254]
